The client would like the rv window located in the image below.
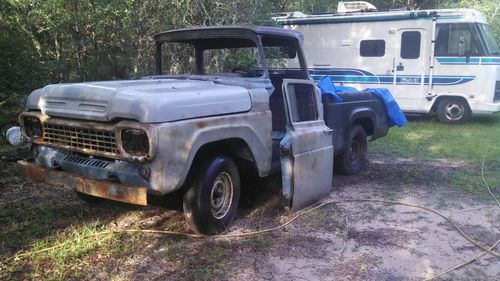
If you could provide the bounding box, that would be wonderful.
[478,24,499,55]
[435,24,450,56]
[360,40,385,57]
[401,31,421,59]
[435,24,482,56]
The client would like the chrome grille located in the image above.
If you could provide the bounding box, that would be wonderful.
[42,123,118,155]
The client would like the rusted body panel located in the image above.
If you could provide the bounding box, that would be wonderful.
[19,111,158,162]
[149,95,273,194]
[280,79,334,212]
[16,160,147,205]
[20,87,273,196]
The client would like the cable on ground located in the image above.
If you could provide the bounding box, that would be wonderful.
[1,162,499,280]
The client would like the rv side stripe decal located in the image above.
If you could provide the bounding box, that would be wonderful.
[436,57,500,65]
[309,68,475,86]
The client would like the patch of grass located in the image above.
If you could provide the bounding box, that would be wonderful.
[0,145,17,154]
[0,196,144,280]
[164,241,229,281]
[370,115,500,165]
[2,223,120,281]
[242,234,272,255]
[451,168,500,196]
[28,224,116,280]
[370,115,500,197]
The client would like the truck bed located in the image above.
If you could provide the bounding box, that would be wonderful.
[270,89,389,171]
[322,91,389,156]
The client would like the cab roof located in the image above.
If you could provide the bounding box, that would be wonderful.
[154,25,304,43]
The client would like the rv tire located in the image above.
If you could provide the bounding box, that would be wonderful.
[436,98,471,124]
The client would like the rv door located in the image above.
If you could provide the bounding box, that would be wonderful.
[280,79,334,212]
[393,28,428,110]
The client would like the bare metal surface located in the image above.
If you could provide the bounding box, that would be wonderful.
[280,79,334,212]
[16,160,148,206]
[25,79,253,123]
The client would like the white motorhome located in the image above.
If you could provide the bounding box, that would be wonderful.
[275,2,500,123]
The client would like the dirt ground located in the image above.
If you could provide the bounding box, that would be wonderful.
[0,150,499,281]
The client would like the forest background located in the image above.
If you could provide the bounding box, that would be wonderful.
[1,0,498,113]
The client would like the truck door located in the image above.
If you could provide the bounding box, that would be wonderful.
[393,28,428,111]
[280,79,334,212]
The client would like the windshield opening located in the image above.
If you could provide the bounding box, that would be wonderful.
[203,46,262,76]
[478,24,500,56]
[262,36,302,71]
[160,42,197,75]
[159,38,263,77]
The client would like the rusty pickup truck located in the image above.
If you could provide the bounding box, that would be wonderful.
[18,26,389,234]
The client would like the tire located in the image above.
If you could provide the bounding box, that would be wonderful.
[76,191,104,205]
[335,125,368,175]
[436,98,471,124]
[183,155,241,234]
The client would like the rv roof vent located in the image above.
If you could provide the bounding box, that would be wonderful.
[337,1,377,13]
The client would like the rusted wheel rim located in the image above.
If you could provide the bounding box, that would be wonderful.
[210,171,233,219]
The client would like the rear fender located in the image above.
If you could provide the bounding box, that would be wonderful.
[348,108,376,132]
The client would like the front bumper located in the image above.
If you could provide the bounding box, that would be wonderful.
[17,160,148,205]
[471,102,500,114]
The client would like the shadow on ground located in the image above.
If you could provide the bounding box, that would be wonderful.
[1,148,499,280]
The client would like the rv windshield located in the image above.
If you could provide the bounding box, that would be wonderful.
[478,24,499,55]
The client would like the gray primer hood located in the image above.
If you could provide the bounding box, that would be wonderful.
[26,79,252,123]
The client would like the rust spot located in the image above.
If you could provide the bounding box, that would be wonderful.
[16,160,148,206]
[196,121,208,128]
[311,157,318,170]
[19,111,156,163]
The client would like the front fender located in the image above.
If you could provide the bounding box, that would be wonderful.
[148,111,272,195]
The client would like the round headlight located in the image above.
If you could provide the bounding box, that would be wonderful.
[121,128,150,157]
[23,117,42,139]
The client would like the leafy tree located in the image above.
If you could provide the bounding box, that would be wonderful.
[0,0,498,114]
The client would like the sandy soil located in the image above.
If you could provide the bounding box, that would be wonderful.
[0,151,499,280]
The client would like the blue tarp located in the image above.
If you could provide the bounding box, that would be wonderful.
[365,88,407,128]
[317,76,343,103]
[316,76,407,128]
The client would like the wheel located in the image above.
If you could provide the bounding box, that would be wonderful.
[183,155,240,234]
[436,98,471,124]
[76,191,104,205]
[0,122,17,144]
[335,125,367,175]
